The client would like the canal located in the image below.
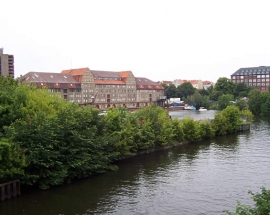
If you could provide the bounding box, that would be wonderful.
[1,111,270,215]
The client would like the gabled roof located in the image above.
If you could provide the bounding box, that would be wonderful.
[231,66,270,76]
[136,77,164,90]
[91,70,121,79]
[118,71,132,78]
[61,68,89,75]
[20,72,81,89]
[20,72,78,83]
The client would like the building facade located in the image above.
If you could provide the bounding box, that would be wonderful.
[0,48,14,78]
[21,68,165,110]
[231,66,270,92]
[20,72,82,102]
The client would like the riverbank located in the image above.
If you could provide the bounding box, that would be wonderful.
[0,105,253,190]
[1,117,268,215]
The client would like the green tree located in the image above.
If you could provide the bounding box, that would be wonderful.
[180,117,201,141]
[218,94,234,110]
[176,82,195,99]
[198,88,209,96]
[235,100,248,111]
[0,141,26,183]
[163,84,177,99]
[224,187,270,215]
[234,82,251,98]
[248,89,261,115]
[260,93,270,116]
[211,113,228,135]
[214,77,236,95]
[222,106,241,134]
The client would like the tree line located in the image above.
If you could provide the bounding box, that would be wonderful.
[0,76,253,189]
[163,77,270,114]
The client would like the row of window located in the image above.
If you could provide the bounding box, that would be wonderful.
[96,85,130,88]
[69,94,82,97]
[233,79,270,83]
[232,75,270,79]
[248,83,268,86]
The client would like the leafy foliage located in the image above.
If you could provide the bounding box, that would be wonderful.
[218,94,234,110]
[176,82,196,99]
[0,141,26,183]
[224,187,270,215]
[248,89,261,115]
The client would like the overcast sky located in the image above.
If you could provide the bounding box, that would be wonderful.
[1,0,270,82]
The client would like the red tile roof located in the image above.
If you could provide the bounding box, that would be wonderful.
[61,68,89,75]
[118,71,132,78]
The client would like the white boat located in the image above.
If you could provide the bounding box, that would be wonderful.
[198,107,207,111]
[184,106,196,110]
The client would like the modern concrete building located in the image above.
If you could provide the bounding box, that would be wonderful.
[0,48,14,78]
[231,66,270,92]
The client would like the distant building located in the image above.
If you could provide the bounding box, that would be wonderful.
[173,79,203,89]
[160,81,173,85]
[20,72,82,102]
[231,66,270,92]
[0,48,14,78]
[20,68,165,110]
[203,81,214,90]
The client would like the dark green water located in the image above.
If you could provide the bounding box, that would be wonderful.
[1,112,270,215]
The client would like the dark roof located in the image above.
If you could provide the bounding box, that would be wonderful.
[21,72,79,83]
[20,72,81,89]
[135,77,164,90]
[231,66,270,76]
[91,70,121,79]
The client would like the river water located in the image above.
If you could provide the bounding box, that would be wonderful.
[1,111,270,215]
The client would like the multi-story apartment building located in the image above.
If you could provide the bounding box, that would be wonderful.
[20,72,82,102]
[231,66,270,92]
[62,68,164,109]
[136,77,165,107]
[0,48,14,78]
[20,68,164,110]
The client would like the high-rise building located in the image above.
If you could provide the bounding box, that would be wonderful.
[0,48,14,78]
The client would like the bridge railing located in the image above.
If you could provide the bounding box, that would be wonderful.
[0,180,21,201]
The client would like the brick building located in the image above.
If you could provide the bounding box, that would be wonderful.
[231,66,270,92]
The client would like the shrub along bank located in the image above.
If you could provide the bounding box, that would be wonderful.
[0,76,253,189]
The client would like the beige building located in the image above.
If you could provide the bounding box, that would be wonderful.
[62,68,164,110]
[136,77,165,107]
[19,68,165,110]
[0,48,14,78]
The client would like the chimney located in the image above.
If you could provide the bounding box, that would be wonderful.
[0,48,3,54]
